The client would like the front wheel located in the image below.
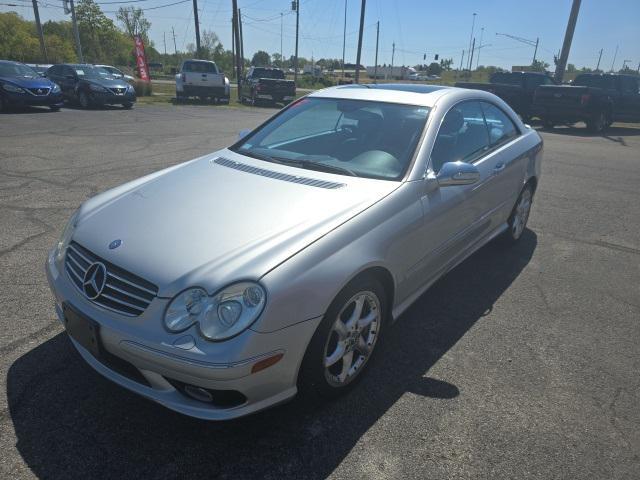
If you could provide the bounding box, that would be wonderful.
[503,184,534,244]
[49,105,61,111]
[122,102,133,109]
[0,95,8,112]
[542,118,554,130]
[298,277,387,400]
[78,91,91,109]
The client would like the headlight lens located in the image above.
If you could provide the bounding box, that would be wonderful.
[51,83,61,93]
[89,83,107,92]
[164,282,266,341]
[56,209,79,262]
[2,83,24,93]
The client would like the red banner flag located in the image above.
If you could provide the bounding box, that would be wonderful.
[134,35,150,82]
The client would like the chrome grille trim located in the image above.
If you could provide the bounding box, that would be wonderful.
[64,241,158,317]
[27,87,50,96]
[213,157,345,189]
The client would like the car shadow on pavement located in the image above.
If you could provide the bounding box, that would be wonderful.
[7,230,536,479]
[0,106,59,114]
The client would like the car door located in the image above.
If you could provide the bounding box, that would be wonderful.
[60,66,78,99]
[414,100,500,284]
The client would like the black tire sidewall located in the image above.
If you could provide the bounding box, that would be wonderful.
[298,276,388,400]
[504,183,534,244]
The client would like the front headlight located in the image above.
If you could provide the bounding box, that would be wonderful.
[2,83,25,93]
[51,83,61,93]
[89,84,107,92]
[164,282,266,341]
[56,209,79,262]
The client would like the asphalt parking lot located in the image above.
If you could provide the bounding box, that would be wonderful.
[1,105,639,479]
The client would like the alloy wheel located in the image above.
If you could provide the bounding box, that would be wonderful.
[512,188,532,240]
[323,291,381,387]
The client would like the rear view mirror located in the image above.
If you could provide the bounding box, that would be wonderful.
[238,129,251,140]
[436,161,480,187]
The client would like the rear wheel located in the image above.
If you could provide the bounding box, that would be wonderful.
[542,118,554,130]
[122,102,133,109]
[503,183,534,244]
[586,110,607,133]
[298,276,387,400]
[49,105,61,111]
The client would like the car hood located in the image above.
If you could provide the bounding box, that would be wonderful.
[73,149,400,297]
[0,75,54,89]
[81,78,129,89]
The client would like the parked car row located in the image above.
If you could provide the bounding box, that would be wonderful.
[456,71,640,132]
[0,60,137,112]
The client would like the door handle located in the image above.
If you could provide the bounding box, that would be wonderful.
[493,162,506,174]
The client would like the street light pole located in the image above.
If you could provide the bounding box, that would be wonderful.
[595,48,603,71]
[476,27,484,69]
[342,0,347,79]
[610,44,618,72]
[354,0,366,83]
[554,0,582,82]
[294,0,300,84]
[69,0,83,63]
[32,0,47,62]
[373,20,379,83]
[467,13,476,70]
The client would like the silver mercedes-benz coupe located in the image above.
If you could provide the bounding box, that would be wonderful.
[46,84,542,420]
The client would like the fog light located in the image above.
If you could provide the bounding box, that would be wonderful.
[251,353,284,374]
[183,384,214,403]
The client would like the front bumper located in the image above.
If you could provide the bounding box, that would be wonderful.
[89,90,137,105]
[45,249,320,420]
[3,90,63,107]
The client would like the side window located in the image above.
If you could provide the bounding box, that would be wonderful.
[620,76,639,94]
[430,101,489,173]
[525,75,544,89]
[481,102,519,147]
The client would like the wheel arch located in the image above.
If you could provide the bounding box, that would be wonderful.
[345,265,396,321]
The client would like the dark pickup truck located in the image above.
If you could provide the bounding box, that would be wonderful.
[456,71,557,121]
[534,73,640,132]
[240,67,296,106]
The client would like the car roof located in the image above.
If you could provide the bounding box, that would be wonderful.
[308,83,453,107]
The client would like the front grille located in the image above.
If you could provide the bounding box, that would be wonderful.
[109,87,127,95]
[65,241,158,316]
[27,87,50,96]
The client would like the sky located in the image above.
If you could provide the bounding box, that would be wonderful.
[3,0,640,71]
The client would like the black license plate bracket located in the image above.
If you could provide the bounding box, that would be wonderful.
[63,302,102,358]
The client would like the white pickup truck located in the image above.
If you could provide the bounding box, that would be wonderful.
[175,59,230,103]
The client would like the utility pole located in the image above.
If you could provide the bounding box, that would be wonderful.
[172,26,177,54]
[280,13,283,67]
[231,19,235,76]
[232,0,242,101]
[373,20,379,83]
[163,32,167,56]
[388,41,394,79]
[69,0,83,63]
[468,37,476,73]
[456,49,464,80]
[354,0,366,83]
[239,8,245,74]
[637,61,640,74]
[467,12,476,70]
[554,0,581,83]
[476,27,484,69]
[294,0,300,84]
[595,48,603,71]
[342,0,347,79]
[32,0,47,62]
[610,44,618,72]
[192,0,201,57]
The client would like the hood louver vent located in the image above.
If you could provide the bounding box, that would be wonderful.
[213,157,345,190]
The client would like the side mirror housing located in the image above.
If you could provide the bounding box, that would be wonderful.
[436,161,480,187]
[238,128,252,140]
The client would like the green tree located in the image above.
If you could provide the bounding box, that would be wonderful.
[427,62,442,76]
[530,59,550,72]
[439,58,453,70]
[116,6,151,46]
[251,50,271,66]
[76,0,128,64]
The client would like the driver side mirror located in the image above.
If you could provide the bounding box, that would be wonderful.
[436,161,480,187]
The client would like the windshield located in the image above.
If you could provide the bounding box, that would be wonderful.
[253,68,285,79]
[73,66,112,79]
[0,63,38,78]
[231,98,430,180]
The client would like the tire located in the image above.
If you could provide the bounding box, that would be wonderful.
[49,105,61,111]
[0,95,8,112]
[250,92,257,106]
[542,118,554,130]
[175,91,183,103]
[122,102,133,109]
[586,110,607,133]
[78,91,91,109]
[503,183,534,244]
[298,276,387,400]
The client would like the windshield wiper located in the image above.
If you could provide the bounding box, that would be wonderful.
[239,150,357,177]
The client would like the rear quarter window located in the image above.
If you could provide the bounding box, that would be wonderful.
[183,62,217,73]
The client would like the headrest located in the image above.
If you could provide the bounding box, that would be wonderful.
[439,108,464,134]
